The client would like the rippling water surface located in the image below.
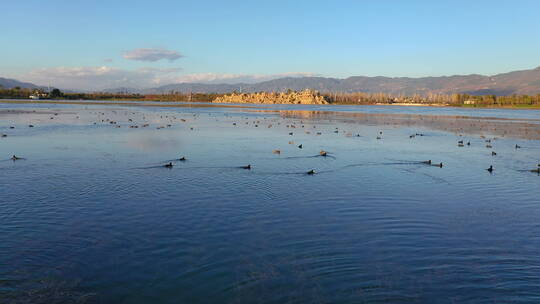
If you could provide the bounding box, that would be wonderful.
[1,102,540,303]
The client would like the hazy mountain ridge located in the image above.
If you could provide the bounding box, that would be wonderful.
[0,77,41,89]
[141,67,540,96]
[3,66,540,96]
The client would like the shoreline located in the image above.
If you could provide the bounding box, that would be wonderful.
[1,99,540,110]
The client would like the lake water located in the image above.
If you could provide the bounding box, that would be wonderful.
[1,101,540,303]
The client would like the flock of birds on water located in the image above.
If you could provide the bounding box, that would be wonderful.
[2,109,540,175]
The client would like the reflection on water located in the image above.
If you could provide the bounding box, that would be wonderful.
[1,102,540,304]
[272,110,540,140]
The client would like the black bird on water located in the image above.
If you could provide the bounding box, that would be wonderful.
[307,169,316,175]
[178,157,186,161]
[515,144,521,149]
[298,144,303,149]
[241,164,251,170]
[11,155,22,161]
[486,165,494,173]
[164,162,174,168]
[422,160,432,165]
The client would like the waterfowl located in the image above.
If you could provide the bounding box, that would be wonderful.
[9,126,14,129]
[422,160,432,165]
[467,141,471,146]
[298,144,303,149]
[178,157,186,161]
[515,144,521,149]
[1,134,6,138]
[458,140,464,144]
[307,169,316,175]
[530,165,540,174]
[242,164,251,170]
[410,135,415,138]
[11,155,22,161]
[164,162,174,168]
[28,125,34,128]
[486,144,492,148]
[436,162,443,168]
[376,136,382,140]
[458,143,464,147]
[289,132,293,135]
[319,150,327,157]
[491,151,497,156]
[486,165,493,173]
[272,150,281,154]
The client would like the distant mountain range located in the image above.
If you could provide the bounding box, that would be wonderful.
[0,77,41,90]
[3,66,540,96]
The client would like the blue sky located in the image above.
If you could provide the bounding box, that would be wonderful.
[2,0,540,89]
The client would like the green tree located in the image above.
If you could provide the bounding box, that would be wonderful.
[50,88,63,98]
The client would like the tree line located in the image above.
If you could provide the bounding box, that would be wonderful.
[1,86,539,107]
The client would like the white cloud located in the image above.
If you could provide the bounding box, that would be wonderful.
[21,67,319,91]
[123,48,183,62]
[24,66,182,91]
[170,72,319,84]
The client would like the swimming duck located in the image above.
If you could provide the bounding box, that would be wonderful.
[298,144,303,149]
[515,144,521,149]
[530,165,540,174]
[164,162,174,168]
[486,165,493,173]
[491,151,497,156]
[319,150,327,157]
[436,162,443,168]
[11,155,21,160]
[242,164,251,170]
[421,160,432,165]
[307,169,316,175]
[178,157,186,161]
[272,149,281,154]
